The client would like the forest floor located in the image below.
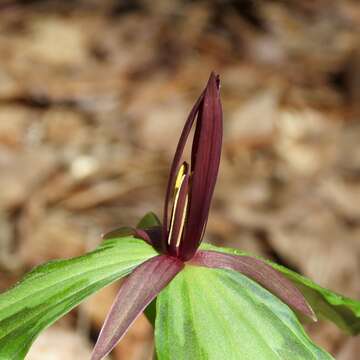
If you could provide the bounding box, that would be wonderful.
[0,0,359,358]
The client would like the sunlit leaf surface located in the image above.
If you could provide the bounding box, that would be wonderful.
[200,243,360,335]
[0,237,157,360]
[155,265,333,360]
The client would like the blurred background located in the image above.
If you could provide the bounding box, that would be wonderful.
[0,0,359,358]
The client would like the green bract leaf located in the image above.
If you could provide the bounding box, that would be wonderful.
[200,243,360,335]
[137,211,162,228]
[155,265,333,360]
[0,237,157,360]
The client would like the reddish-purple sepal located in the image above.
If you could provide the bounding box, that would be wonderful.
[91,255,184,360]
[191,250,316,321]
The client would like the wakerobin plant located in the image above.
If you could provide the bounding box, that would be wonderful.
[0,74,359,360]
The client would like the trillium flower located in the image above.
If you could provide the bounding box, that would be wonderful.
[91,73,315,360]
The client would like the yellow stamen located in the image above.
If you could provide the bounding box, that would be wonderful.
[175,194,188,248]
[174,163,188,191]
[168,162,189,246]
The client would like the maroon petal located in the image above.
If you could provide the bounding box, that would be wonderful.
[137,226,164,253]
[91,255,184,360]
[162,88,205,246]
[179,74,222,260]
[191,250,316,321]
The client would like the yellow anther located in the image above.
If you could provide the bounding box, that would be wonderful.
[174,162,188,192]
[176,194,189,248]
[168,162,190,247]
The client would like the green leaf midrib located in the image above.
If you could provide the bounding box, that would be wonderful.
[197,272,237,357]
[156,265,333,360]
[183,271,206,359]
[221,272,319,359]
[195,270,281,360]
[212,275,282,359]
[198,268,284,360]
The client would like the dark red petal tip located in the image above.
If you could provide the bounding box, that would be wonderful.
[91,255,184,360]
[191,250,316,321]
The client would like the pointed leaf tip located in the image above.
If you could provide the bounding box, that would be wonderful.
[91,255,184,360]
[137,211,162,229]
[191,250,316,321]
